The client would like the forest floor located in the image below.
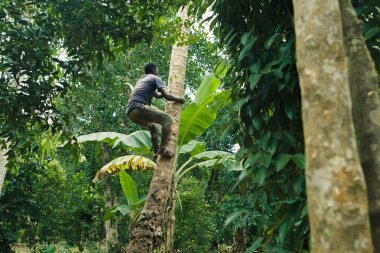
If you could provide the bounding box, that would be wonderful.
[12,243,106,253]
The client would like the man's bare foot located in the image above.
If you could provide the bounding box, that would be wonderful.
[159,147,174,158]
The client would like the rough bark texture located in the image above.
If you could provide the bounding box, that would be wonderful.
[339,1,380,250]
[165,181,176,253]
[293,0,374,252]
[125,7,189,253]
[102,144,119,253]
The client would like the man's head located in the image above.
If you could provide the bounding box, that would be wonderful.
[144,63,158,75]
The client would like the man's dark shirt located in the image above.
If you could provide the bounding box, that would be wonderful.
[126,74,165,115]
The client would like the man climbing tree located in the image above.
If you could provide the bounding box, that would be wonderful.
[126,63,185,158]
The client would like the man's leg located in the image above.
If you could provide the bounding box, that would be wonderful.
[159,124,174,157]
[138,105,174,158]
[128,109,160,156]
[148,125,159,154]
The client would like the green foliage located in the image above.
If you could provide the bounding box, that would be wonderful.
[178,140,206,156]
[189,0,308,251]
[194,74,221,104]
[103,170,147,225]
[178,70,231,146]
[174,177,216,253]
[178,103,217,145]
[355,1,380,73]
[0,0,184,131]
[0,155,104,247]
[119,170,140,207]
[187,1,379,252]
[77,131,152,150]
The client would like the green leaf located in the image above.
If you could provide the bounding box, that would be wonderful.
[261,60,279,74]
[249,60,261,74]
[259,154,271,168]
[194,150,232,160]
[77,130,152,149]
[301,205,308,218]
[200,90,232,112]
[103,205,133,221]
[241,32,252,45]
[178,104,217,146]
[284,99,298,120]
[115,205,133,215]
[117,130,152,149]
[292,153,305,169]
[275,154,292,172]
[225,210,244,226]
[258,131,270,150]
[279,220,291,244]
[238,36,257,62]
[226,159,243,171]
[41,246,57,253]
[179,140,206,156]
[77,132,124,145]
[249,74,262,89]
[131,196,148,209]
[293,175,304,195]
[214,60,229,79]
[265,33,281,49]
[267,138,278,155]
[255,166,268,185]
[119,170,139,206]
[239,167,252,182]
[194,74,221,104]
[245,237,264,253]
[283,131,297,147]
[103,207,117,221]
[196,158,225,168]
[244,152,262,167]
[253,117,261,130]
[226,33,238,47]
[364,27,380,40]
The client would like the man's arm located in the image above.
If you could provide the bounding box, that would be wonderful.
[158,87,185,104]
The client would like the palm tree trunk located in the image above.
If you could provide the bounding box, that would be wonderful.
[293,0,373,252]
[338,1,380,250]
[125,7,189,253]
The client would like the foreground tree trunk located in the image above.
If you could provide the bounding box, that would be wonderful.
[125,7,189,253]
[293,0,374,252]
[338,1,380,250]
[102,144,120,253]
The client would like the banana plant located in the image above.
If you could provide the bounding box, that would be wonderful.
[103,170,149,228]
[76,62,235,232]
[93,155,156,182]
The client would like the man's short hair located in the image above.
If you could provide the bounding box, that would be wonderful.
[144,63,157,74]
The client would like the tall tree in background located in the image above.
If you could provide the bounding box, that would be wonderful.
[0,146,7,193]
[339,0,380,249]
[102,144,120,253]
[125,7,190,253]
[293,0,374,252]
